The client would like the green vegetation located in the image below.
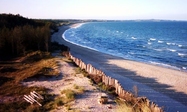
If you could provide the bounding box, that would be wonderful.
[61,89,76,102]
[0,14,54,57]
[73,84,85,94]
[97,82,116,95]
[74,67,88,77]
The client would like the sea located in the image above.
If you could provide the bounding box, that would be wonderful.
[63,21,187,72]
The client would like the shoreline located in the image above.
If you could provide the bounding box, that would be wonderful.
[62,22,187,72]
[52,23,187,111]
[56,23,187,93]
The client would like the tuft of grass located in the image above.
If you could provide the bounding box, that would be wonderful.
[73,84,85,94]
[115,97,152,112]
[0,51,62,112]
[74,67,82,74]
[55,98,64,106]
[61,89,76,102]
[74,67,88,77]
[97,82,116,95]
[115,98,133,112]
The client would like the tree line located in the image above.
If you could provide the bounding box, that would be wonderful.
[0,14,54,58]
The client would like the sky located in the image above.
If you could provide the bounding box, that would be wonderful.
[0,0,187,20]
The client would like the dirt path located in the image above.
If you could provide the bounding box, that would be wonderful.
[22,55,116,112]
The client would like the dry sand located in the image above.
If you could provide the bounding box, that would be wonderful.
[108,59,187,94]
[23,56,116,112]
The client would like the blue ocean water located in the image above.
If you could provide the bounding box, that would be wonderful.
[63,21,187,71]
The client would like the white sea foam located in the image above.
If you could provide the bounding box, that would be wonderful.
[148,42,152,45]
[158,40,164,43]
[178,44,183,47]
[149,61,180,70]
[178,53,186,57]
[167,49,176,52]
[150,38,156,41]
[73,23,85,29]
[166,42,176,46]
[182,67,186,70]
[62,31,98,52]
[128,52,134,54]
[154,49,163,52]
[131,37,137,39]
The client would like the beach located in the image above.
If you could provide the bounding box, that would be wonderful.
[51,23,187,111]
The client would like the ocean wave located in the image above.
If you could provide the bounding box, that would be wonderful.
[182,67,186,70]
[178,53,187,57]
[62,31,98,52]
[167,49,177,52]
[158,40,164,43]
[131,37,137,39]
[178,44,183,47]
[166,42,176,45]
[128,52,134,55]
[148,42,152,45]
[150,38,156,41]
[154,49,163,52]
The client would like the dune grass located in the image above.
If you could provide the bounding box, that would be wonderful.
[0,51,60,111]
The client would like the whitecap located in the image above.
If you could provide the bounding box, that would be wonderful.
[178,53,186,57]
[167,49,176,52]
[150,38,156,41]
[182,67,186,70]
[158,40,164,43]
[148,42,152,45]
[131,37,137,39]
[167,42,176,46]
[128,52,134,54]
[178,44,183,47]
[154,49,163,51]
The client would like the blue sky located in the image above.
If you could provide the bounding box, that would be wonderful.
[0,0,187,20]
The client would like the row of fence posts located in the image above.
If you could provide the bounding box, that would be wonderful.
[64,51,163,112]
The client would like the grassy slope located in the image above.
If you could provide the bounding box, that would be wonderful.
[0,51,59,112]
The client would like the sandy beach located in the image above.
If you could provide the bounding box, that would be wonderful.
[51,23,187,111]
